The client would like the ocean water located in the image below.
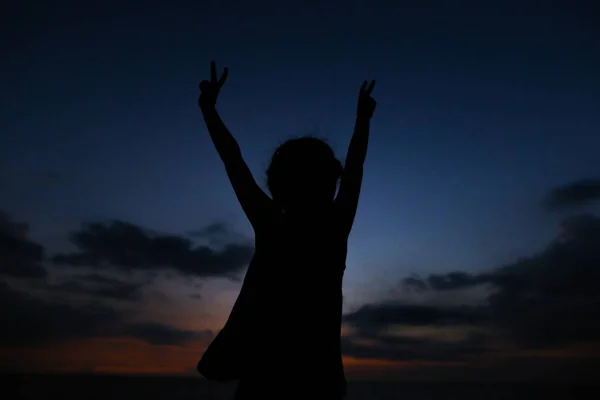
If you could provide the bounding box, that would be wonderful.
[3,374,592,399]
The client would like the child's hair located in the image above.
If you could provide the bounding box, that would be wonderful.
[266,136,343,209]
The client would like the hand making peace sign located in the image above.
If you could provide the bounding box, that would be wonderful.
[357,80,377,120]
[198,61,229,109]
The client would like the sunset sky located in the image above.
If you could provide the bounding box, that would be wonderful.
[2,0,600,382]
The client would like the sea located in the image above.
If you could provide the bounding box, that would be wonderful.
[3,374,593,399]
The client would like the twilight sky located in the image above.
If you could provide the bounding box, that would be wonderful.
[2,0,600,381]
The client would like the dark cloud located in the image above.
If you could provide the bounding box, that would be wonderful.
[52,220,253,278]
[403,272,492,292]
[0,211,46,279]
[49,273,143,301]
[342,303,489,362]
[0,281,119,346]
[0,215,229,354]
[187,222,230,238]
[344,303,486,329]
[544,179,600,210]
[402,276,428,291]
[0,282,207,347]
[344,214,600,361]
[188,222,248,249]
[341,333,489,362]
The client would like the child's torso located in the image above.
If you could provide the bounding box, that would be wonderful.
[225,210,348,393]
[257,210,347,276]
[249,211,347,354]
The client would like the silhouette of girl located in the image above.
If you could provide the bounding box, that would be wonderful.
[196,61,376,399]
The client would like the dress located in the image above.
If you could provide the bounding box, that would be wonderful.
[199,208,348,399]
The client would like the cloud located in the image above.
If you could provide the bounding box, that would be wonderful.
[343,213,600,361]
[402,272,492,292]
[52,220,253,279]
[0,281,207,347]
[0,281,119,346]
[342,303,489,362]
[344,303,486,329]
[48,273,143,301]
[0,213,234,375]
[187,222,230,239]
[0,211,47,279]
[188,222,249,248]
[544,179,600,210]
[341,333,488,363]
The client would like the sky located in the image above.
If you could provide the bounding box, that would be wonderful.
[2,0,600,382]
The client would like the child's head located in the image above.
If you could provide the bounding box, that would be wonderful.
[266,137,343,213]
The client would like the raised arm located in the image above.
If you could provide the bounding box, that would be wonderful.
[335,80,377,236]
[198,61,273,229]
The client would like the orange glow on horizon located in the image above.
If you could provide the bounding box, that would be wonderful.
[2,339,421,376]
[0,338,206,375]
[2,338,598,380]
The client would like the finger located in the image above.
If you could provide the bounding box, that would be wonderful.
[218,67,229,87]
[360,80,367,94]
[366,80,376,95]
[210,61,217,82]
